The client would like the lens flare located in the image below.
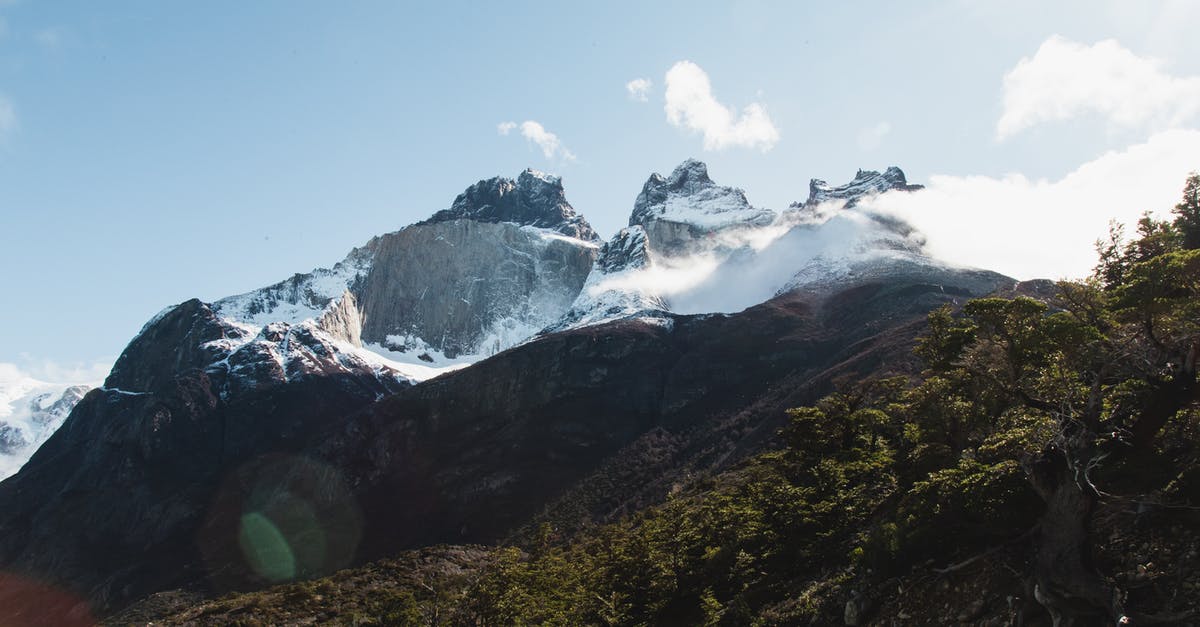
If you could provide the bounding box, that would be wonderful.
[200,453,362,591]
[237,511,297,583]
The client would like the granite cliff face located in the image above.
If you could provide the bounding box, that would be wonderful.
[215,169,599,361]
[354,219,596,358]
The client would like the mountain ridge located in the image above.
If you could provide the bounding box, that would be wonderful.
[0,159,1008,620]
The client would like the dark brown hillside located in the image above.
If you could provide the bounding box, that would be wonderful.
[0,268,1009,622]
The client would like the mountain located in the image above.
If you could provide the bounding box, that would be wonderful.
[552,158,943,332]
[797,165,925,209]
[213,168,599,366]
[0,160,1015,620]
[0,368,96,480]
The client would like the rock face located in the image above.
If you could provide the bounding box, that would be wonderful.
[216,170,600,360]
[630,158,776,254]
[0,425,26,456]
[0,299,407,613]
[425,169,598,241]
[354,219,597,358]
[556,161,940,333]
[798,166,924,209]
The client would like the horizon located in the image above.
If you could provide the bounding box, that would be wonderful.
[2,1,1200,378]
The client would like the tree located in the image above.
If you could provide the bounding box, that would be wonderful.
[917,181,1200,622]
[1174,172,1200,249]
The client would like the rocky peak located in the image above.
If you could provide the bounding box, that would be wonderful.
[596,226,653,274]
[629,159,775,252]
[631,159,728,227]
[425,169,598,241]
[105,299,236,392]
[798,166,924,209]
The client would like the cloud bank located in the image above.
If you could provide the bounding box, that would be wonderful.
[497,119,576,162]
[664,60,779,151]
[997,35,1200,139]
[868,129,1200,280]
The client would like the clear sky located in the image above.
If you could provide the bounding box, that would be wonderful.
[2,1,1199,378]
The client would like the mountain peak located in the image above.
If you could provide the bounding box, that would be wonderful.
[664,158,712,187]
[630,159,772,232]
[519,168,561,187]
[799,166,924,209]
[424,169,598,241]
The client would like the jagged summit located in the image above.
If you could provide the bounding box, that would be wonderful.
[425,168,598,241]
[631,159,713,222]
[596,226,653,274]
[629,159,776,255]
[799,166,924,209]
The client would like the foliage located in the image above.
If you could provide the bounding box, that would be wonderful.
[137,173,1200,625]
[451,173,1200,624]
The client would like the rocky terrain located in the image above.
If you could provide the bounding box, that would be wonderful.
[0,160,1026,622]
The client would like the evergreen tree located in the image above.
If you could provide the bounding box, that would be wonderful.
[1174,172,1200,249]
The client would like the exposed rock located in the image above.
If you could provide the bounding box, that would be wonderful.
[798,166,924,210]
[354,219,597,357]
[0,424,27,456]
[0,309,406,614]
[105,299,237,392]
[0,159,1029,623]
[425,169,598,241]
[596,226,653,274]
[631,158,775,254]
[216,170,601,360]
[315,290,364,347]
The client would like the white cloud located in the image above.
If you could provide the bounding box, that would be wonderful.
[498,119,576,162]
[663,60,779,152]
[997,35,1200,140]
[857,121,891,151]
[625,78,652,102]
[868,128,1200,280]
[0,94,15,137]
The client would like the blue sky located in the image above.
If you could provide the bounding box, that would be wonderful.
[2,1,1200,378]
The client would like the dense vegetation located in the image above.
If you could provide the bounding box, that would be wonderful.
[127,175,1200,625]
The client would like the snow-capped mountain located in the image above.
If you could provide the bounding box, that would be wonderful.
[103,169,601,401]
[551,160,942,333]
[796,166,925,209]
[630,158,777,254]
[0,159,1020,616]
[0,368,96,479]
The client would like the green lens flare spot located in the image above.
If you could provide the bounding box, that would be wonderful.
[238,511,296,582]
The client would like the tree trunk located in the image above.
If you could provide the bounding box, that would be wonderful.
[1026,446,1123,625]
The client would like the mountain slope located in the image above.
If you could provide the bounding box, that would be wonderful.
[0,160,1019,621]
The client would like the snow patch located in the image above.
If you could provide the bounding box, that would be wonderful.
[0,364,99,479]
[214,246,373,327]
